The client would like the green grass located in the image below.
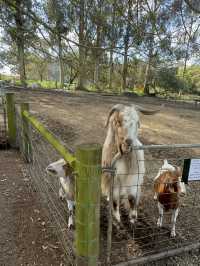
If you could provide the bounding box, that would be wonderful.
[0,74,13,81]
[1,73,199,101]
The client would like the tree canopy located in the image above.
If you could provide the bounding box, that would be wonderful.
[0,0,200,94]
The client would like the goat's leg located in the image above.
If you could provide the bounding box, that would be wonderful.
[67,200,75,229]
[157,202,164,228]
[153,192,158,200]
[113,200,121,223]
[128,195,138,224]
[59,186,66,200]
[171,208,179,237]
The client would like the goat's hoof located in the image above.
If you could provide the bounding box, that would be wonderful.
[113,213,121,224]
[170,231,176,238]
[129,212,137,225]
[59,196,65,201]
[130,218,137,225]
[68,224,74,230]
[157,221,162,228]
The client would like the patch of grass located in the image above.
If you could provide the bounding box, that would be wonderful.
[0,74,15,81]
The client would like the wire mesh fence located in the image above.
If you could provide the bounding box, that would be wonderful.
[15,107,75,265]
[102,145,200,265]
[12,94,200,266]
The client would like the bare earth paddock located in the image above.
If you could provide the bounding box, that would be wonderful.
[1,88,200,265]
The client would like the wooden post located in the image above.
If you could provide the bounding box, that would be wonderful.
[75,143,102,266]
[6,93,17,147]
[21,103,32,162]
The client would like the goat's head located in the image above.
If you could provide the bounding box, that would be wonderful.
[105,104,160,155]
[46,158,74,177]
[154,160,186,197]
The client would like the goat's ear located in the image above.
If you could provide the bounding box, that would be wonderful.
[174,166,182,178]
[105,104,124,128]
[63,163,73,175]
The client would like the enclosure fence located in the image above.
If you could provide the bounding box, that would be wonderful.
[103,144,200,265]
[3,91,200,265]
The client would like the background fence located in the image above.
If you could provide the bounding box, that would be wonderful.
[3,91,200,265]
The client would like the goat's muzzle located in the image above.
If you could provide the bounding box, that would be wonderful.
[120,139,133,155]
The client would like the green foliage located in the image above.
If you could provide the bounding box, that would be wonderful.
[178,66,200,93]
[156,68,186,92]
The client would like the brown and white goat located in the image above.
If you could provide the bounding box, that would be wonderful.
[46,159,75,229]
[102,104,160,224]
[154,159,186,237]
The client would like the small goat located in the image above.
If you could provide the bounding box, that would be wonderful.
[46,159,75,229]
[102,104,160,224]
[154,159,186,237]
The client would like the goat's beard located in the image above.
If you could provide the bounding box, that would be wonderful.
[119,143,132,155]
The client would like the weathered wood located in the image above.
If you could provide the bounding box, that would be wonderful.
[75,143,102,266]
[21,103,32,162]
[22,110,75,165]
[6,93,17,147]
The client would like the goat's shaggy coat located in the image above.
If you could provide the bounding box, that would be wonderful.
[154,159,186,237]
[102,104,160,224]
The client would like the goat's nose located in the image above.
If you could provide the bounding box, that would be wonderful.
[125,138,132,146]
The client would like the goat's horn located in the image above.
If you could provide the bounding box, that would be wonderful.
[134,104,164,115]
[105,104,124,128]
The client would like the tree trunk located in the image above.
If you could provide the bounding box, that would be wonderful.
[144,33,154,95]
[94,56,100,90]
[108,50,114,90]
[58,35,64,89]
[183,38,190,78]
[17,40,26,86]
[122,44,128,92]
[94,1,104,91]
[94,26,101,91]
[77,0,85,90]
[143,61,150,95]
[108,0,116,91]
[122,0,132,92]
[15,1,26,86]
[40,73,43,82]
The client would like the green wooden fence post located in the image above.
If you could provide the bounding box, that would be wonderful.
[6,93,16,147]
[75,143,102,266]
[21,103,32,162]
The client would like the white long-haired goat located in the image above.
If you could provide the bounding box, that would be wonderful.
[102,104,160,224]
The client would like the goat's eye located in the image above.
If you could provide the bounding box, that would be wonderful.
[114,119,121,127]
[117,121,121,127]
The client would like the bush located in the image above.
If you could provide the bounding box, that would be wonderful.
[155,67,193,93]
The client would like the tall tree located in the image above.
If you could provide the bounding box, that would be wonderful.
[122,0,133,92]
[77,0,86,90]
[46,0,69,88]
[108,0,117,90]
[0,0,35,84]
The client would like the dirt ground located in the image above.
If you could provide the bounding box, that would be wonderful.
[1,88,200,265]
[0,149,66,266]
[12,89,200,149]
